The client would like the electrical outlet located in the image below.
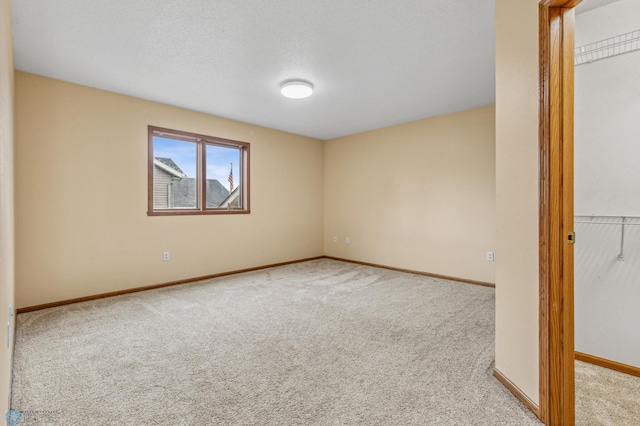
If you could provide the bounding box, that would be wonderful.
[163,251,170,262]
[333,236,337,243]
[345,237,350,245]
[487,251,494,262]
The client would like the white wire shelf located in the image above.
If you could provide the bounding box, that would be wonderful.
[575,29,640,66]
[574,215,640,226]
[574,215,640,261]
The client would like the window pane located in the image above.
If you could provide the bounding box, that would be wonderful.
[206,144,241,208]
[153,137,197,209]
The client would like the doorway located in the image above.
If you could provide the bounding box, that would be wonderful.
[539,1,640,425]
[573,0,640,423]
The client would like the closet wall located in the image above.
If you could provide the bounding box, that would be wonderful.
[574,0,640,367]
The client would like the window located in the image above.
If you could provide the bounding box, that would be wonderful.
[148,126,250,215]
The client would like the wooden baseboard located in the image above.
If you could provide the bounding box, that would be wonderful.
[493,368,541,419]
[16,256,324,314]
[324,256,495,288]
[17,255,494,314]
[575,351,640,378]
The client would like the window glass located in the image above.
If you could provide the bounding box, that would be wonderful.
[206,144,241,209]
[152,137,197,209]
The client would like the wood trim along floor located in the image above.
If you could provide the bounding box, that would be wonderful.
[324,256,495,288]
[575,352,640,378]
[494,368,541,419]
[17,255,495,314]
[16,256,324,314]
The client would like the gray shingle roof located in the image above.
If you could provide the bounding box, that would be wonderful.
[155,157,185,175]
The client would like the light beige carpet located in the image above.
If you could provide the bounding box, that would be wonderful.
[576,360,640,425]
[11,259,541,425]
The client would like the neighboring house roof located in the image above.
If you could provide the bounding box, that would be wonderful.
[218,186,240,209]
[205,179,231,208]
[154,157,231,208]
[154,157,187,178]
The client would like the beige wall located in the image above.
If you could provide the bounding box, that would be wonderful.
[324,106,496,284]
[495,0,541,405]
[15,72,324,309]
[0,0,15,414]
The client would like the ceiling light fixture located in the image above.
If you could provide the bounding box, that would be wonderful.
[280,80,314,99]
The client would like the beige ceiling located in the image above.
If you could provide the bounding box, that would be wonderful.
[11,1,496,140]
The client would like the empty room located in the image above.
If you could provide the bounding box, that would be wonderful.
[1,0,638,425]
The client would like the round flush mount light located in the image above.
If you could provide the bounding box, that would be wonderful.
[280,80,314,99]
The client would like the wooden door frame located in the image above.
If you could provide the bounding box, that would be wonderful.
[539,1,580,425]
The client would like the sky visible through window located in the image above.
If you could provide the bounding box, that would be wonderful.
[154,136,239,192]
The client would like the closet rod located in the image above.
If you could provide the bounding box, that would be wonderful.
[574,216,638,261]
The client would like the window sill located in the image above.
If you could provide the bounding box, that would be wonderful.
[147,209,251,216]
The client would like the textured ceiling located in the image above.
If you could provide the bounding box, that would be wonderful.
[575,0,622,15]
[11,1,495,140]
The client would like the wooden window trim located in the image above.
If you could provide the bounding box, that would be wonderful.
[147,125,250,216]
